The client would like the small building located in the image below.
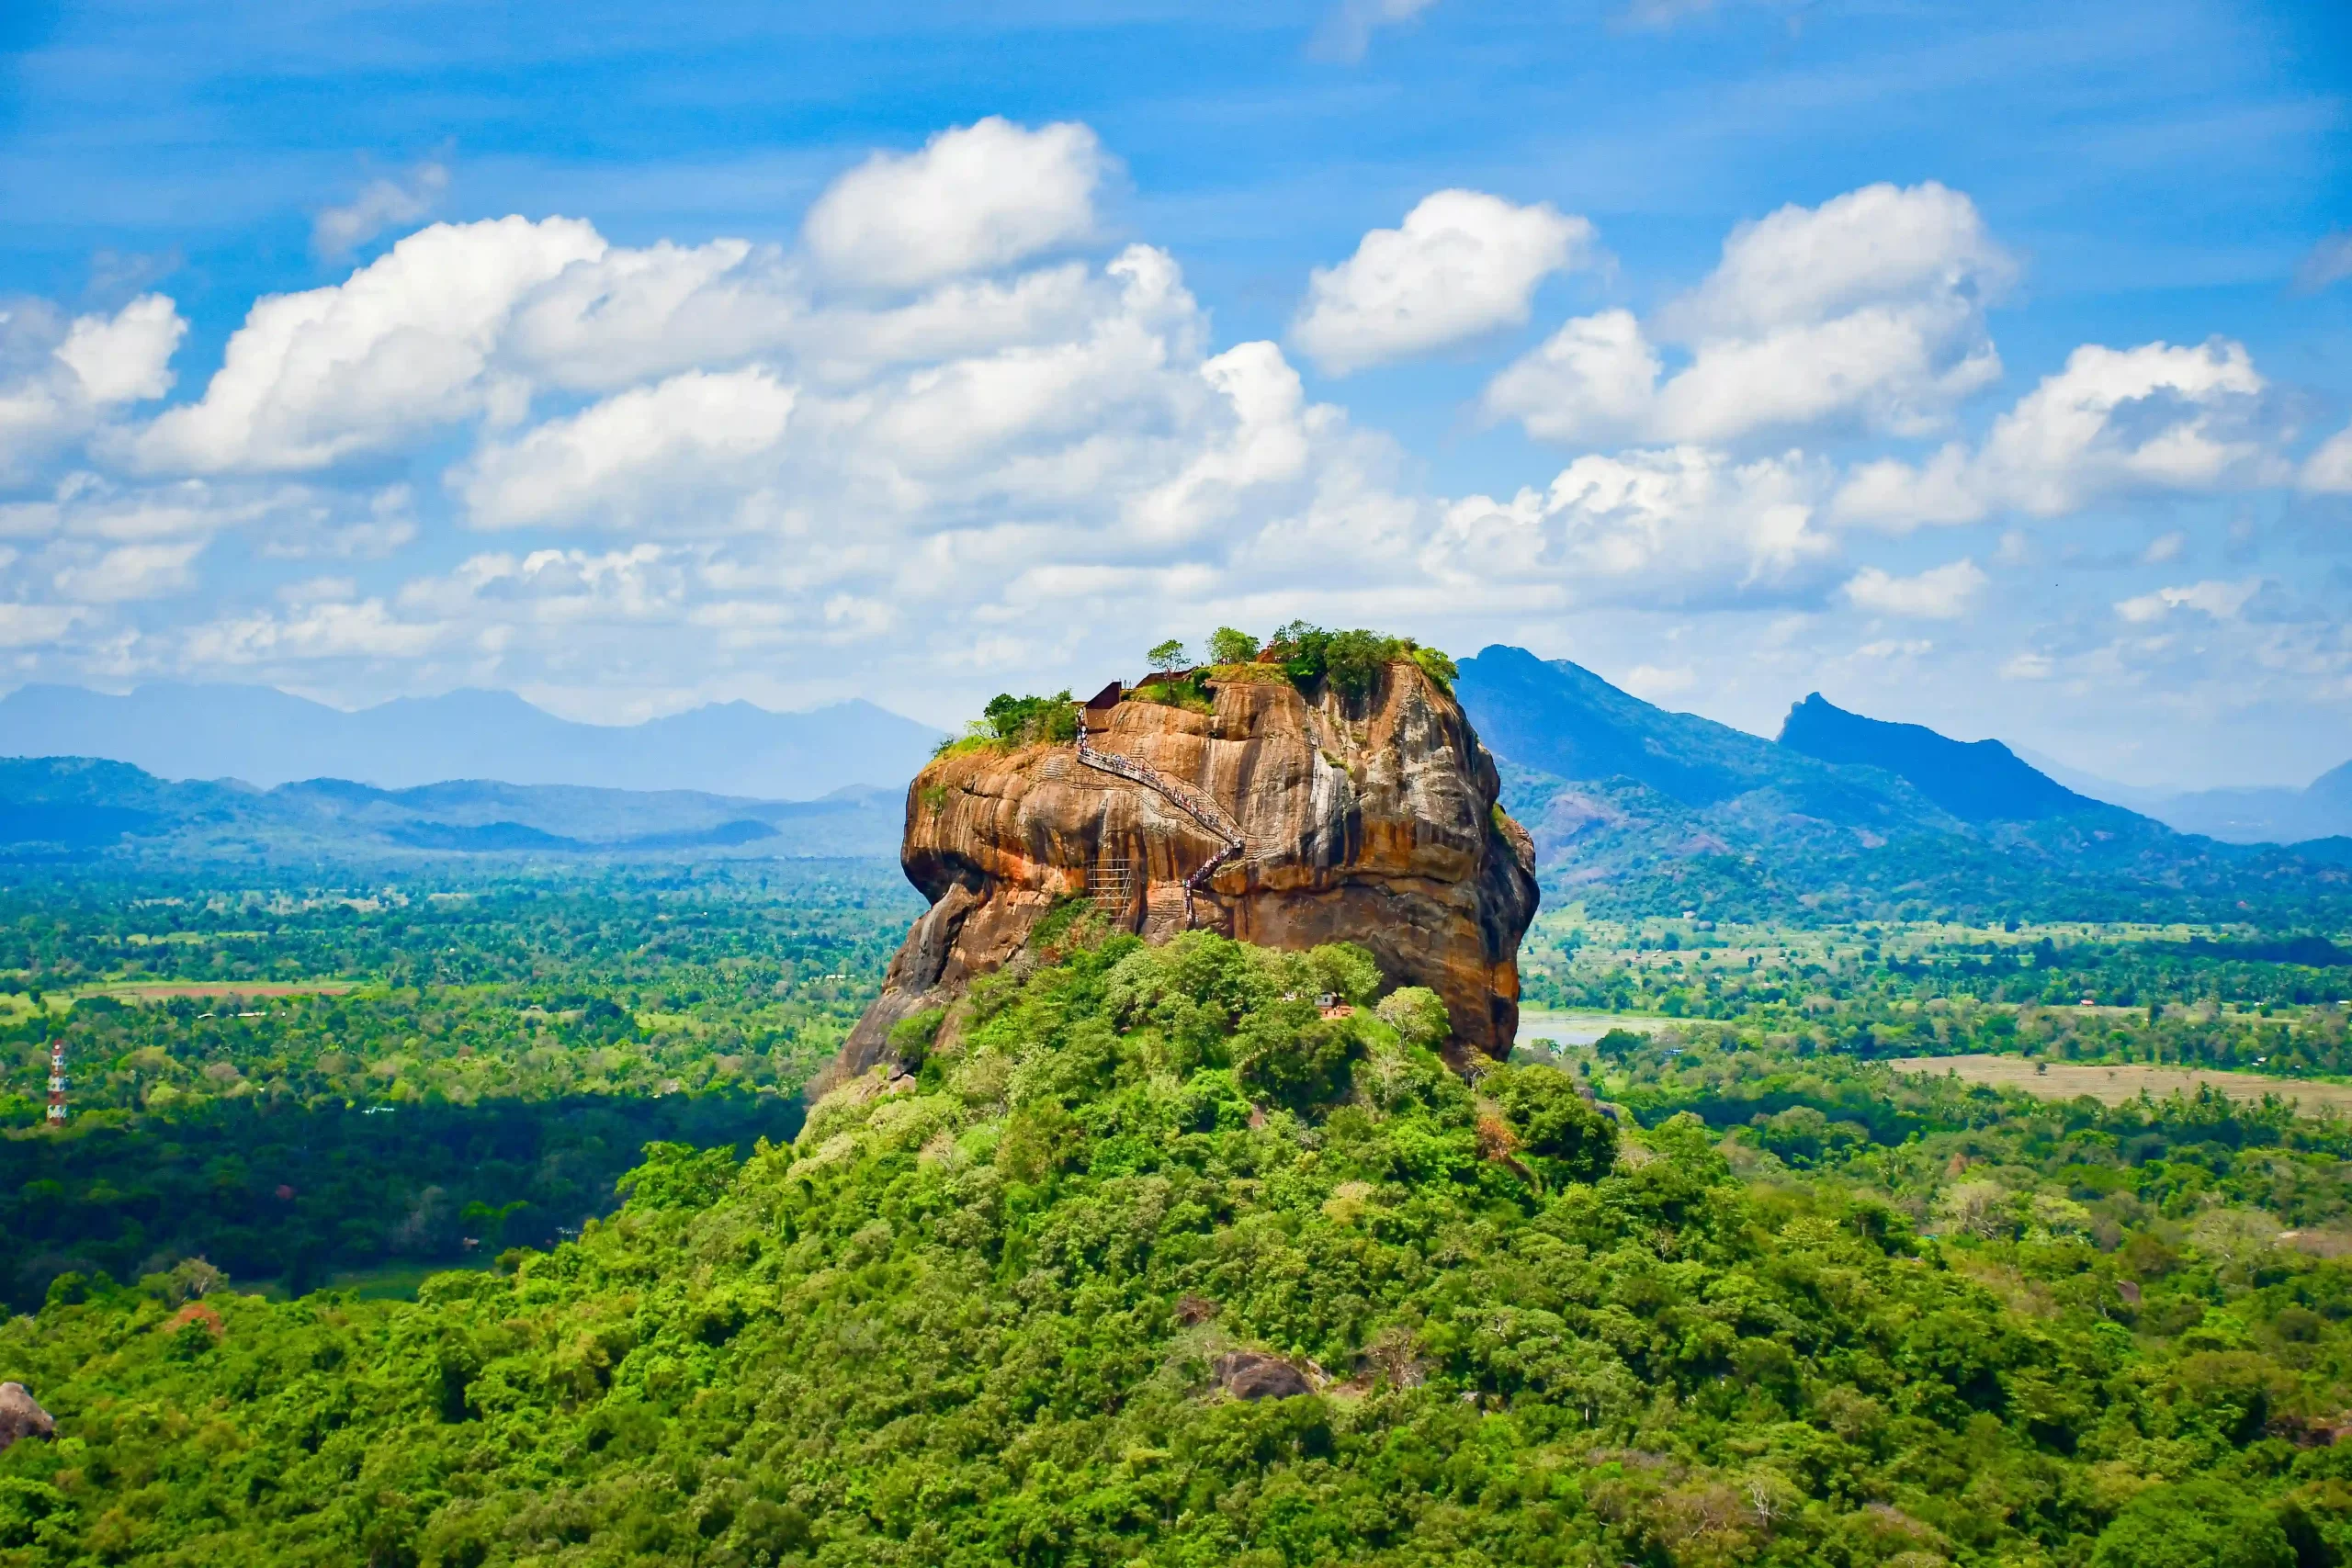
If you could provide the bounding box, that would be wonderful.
[1079,681,1123,732]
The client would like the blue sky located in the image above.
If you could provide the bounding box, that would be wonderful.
[0,0,2346,787]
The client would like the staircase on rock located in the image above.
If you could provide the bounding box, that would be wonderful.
[1075,726,1247,919]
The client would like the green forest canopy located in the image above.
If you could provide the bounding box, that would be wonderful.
[12,929,2352,1565]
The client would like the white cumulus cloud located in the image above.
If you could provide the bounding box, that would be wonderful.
[0,296,187,479]
[183,594,449,668]
[1291,190,1593,375]
[1426,446,1838,610]
[1486,182,2013,446]
[1841,557,1986,619]
[0,604,82,648]
[2114,579,2262,624]
[51,539,208,603]
[2,116,2335,736]
[501,237,802,394]
[55,295,187,404]
[2301,421,2352,494]
[801,118,1111,293]
[136,217,606,474]
[1836,338,2278,528]
[458,368,798,530]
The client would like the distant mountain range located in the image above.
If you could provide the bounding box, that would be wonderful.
[2013,750,2352,846]
[0,758,903,863]
[0,682,944,798]
[6,660,2346,921]
[1453,645,2347,921]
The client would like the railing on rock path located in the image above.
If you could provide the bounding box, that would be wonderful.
[1074,725,1248,922]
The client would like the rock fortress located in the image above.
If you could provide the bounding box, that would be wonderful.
[834,653,1537,1082]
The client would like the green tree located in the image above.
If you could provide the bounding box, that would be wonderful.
[1323,628,1393,697]
[1487,1063,1617,1180]
[1374,986,1450,1051]
[1208,626,1260,665]
[981,690,1078,744]
[1147,638,1188,679]
[1594,1026,1646,1060]
[1307,941,1383,1006]
[2090,1482,2294,1568]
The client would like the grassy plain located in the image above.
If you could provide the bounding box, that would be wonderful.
[1888,1051,2352,1112]
[241,1256,494,1303]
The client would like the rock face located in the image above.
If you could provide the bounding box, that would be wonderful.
[835,660,1536,1078]
[0,1382,54,1453]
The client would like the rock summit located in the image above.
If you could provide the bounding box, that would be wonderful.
[837,658,1536,1077]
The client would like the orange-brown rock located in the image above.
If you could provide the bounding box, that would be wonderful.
[835,660,1536,1077]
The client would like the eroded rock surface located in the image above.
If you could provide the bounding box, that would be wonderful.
[835,660,1536,1078]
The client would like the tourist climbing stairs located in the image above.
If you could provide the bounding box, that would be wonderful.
[1075,728,1248,911]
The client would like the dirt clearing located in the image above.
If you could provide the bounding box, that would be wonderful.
[81,982,358,1003]
[1888,1054,2352,1114]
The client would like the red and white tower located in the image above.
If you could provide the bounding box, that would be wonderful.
[46,1039,65,1123]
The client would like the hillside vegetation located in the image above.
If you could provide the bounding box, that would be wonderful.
[11,928,2352,1565]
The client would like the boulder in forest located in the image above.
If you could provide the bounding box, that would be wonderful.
[1215,1351,1314,1401]
[0,1382,54,1452]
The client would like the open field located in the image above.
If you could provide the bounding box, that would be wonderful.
[243,1258,493,1303]
[1888,1054,2352,1113]
[81,981,359,1002]
[0,980,363,1021]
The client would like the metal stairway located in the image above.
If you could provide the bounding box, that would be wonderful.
[1075,726,1247,921]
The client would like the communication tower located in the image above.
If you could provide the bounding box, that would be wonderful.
[46,1039,65,1123]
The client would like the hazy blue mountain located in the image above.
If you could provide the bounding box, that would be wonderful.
[1453,645,1953,826]
[1455,645,1790,807]
[0,682,944,797]
[2010,744,2352,845]
[2154,761,2352,845]
[0,758,903,863]
[1447,645,2351,923]
[2007,747,2182,813]
[2132,785,2337,844]
[1776,692,2101,823]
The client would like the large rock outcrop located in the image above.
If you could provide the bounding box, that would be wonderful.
[0,1382,53,1454]
[835,660,1536,1079]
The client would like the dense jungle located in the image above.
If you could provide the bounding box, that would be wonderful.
[4,866,2352,1565]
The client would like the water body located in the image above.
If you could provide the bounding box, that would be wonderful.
[1514,1010,1668,1048]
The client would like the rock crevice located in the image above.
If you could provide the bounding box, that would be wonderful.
[835,660,1536,1079]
